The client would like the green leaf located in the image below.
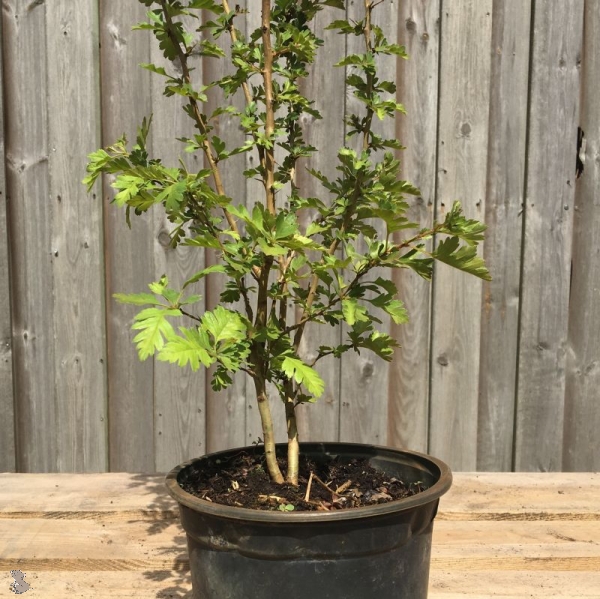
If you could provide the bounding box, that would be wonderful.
[112,175,145,207]
[113,292,162,306]
[139,62,169,77]
[188,0,224,12]
[383,299,409,325]
[157,327,214,371]
[203,306,246,344]
[342,298,370,326]
[155,180,186,211]
[183,264,227,289]
[439,201,487,245]
[257,238,288,256]
[281,357,324,398]
[358,331,398,361]
[131,308,181,360]
[324,19,355,34]
[275,212,298,239]
[434,236,491,281]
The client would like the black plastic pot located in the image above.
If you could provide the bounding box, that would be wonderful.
[166,442,452,599]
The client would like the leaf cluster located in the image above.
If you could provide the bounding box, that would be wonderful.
[83,0,490,408]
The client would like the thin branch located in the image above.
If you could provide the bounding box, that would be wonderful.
[261,0,277,216]
[159,1,261,281]
[180,308,201,322]
[221,0,268,179]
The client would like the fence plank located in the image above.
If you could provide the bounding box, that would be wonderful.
[295,3,347,443]
[149,13,207,471]
[203,4,248,453]
[476,0,531,471]
[0,5,15,472]
[515,0,584,472]
[388,0,440,454]
[46,1,108,472]
[339,0,398,446]
[100,1,155,472]
[563,1,600,471]
[430,0,492,470]
[3,0,56,471]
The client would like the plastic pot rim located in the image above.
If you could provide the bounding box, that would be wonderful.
[165,442,452,524]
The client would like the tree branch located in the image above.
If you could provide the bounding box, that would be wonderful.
[261,0,277,216]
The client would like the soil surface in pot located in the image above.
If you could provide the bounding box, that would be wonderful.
[179,450,427,512]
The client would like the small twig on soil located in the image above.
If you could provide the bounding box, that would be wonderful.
[335,480,352,494]
[304,471,314,502]
[312,473,339,499]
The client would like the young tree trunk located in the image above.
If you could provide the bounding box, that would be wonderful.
[284,380,299,485]
[252,371,284,484]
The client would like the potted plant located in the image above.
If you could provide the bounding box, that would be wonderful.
[84,0,490,597]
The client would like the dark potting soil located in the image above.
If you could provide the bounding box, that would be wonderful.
[179,450,427,512]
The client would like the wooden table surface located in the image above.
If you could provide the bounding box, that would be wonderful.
[1,472,599,597]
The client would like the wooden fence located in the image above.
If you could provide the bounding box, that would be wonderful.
[1,0,598,474]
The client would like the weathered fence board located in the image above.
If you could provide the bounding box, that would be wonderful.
[476,0,531,471]
[0,1,598,473]
[203,3,249,453]
[4,0,56,472]
[100,1,156,472]
[339,0,397,446]
[46,0,108,472]
[148,12,207,471]
[388,0,440,454]
[0,5,15,473]
[430,0,492,470]
[563,0,600,472]
[295,3,346,444]
[515,0,584,472]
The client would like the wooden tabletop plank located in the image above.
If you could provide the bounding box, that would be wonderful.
[2,472,598,517]
[1,473,598,597]
[3,570,600,598]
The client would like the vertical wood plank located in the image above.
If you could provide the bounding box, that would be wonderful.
[242,4,288,447]
[150,12,207,470]
[563,0,600,471]
[203,4,248,453]
[339,0,398,446]
[429,0,492,470]
[100,1,155,472]
[0,4,16,472]
[388,0,440,454]
[515,0,584,472]
[46,0,108,472]
[295,3,346,443]
[476,0,531,471]
[3,0,55,472]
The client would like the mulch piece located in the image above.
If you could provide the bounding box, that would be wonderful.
[178,450,427,512]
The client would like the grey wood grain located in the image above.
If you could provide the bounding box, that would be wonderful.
[3,0,56,471]
[100,1,155,472]
[0,4,15,472]
[515,0,584,472]
[563,1,600,471]
[295,3,346,443]
[150,12,207,470]
[203,5,248,453]
[388,0,440,454]
[476,0,531,472]
[46,0,108,472]
[429,0,492,470]
[339,0,397,446]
